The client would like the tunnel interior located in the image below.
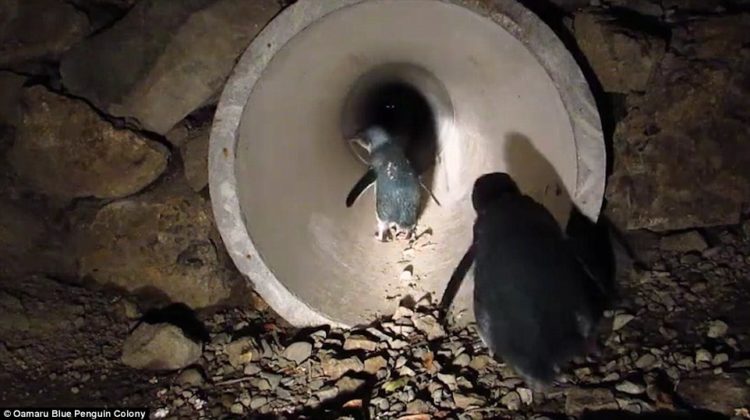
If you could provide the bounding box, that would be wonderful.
[212,0,606,327]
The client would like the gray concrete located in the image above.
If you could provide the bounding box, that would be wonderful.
[209,0,606,327]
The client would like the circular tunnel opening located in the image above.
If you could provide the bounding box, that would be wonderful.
[211,0,606,328]
[341,63,453,177]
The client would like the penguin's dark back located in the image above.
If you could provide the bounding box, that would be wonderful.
[371,142,420,226]
[473,193,600,382]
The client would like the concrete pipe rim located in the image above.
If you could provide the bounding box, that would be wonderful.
[209,0,605,328]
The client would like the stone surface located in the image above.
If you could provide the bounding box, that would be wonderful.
[0,0,89,67]
[121,323,202,370]
[707,320,729,338]
[660,231,708,253]
[282,341,312,365]
[225,338,257,368]
[60,0,280,134]
[0,198,75,278]
[612,313,635,331]
[678,376,750,415]
[76,180,236,309]
[574,12,666,93]
[180,126,210,192]
[343,335,378,352]
[0,72,25,125]
[321,356,364,380]
[8,87,168,201]
[565,388,619,415]
[606,49,750,231]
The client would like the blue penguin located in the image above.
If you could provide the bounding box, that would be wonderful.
[467,172,605,389]
[347,126,421,241]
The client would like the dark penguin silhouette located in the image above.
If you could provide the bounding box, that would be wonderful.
[467,172,605,389]
[347,125,420,241]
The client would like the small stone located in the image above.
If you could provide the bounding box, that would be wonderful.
[316,387,339,402]
[321,356,364,380]
[635,354,658,369]
[612,313,635,331]
[336,376,365,394]
[501,391,522,411]
[454,393,486,409]
[260,372,282,390]
[517,388,533,405]
[393,306,414,319]
[712,353,729,366]
[121,323,202,371]
[453,353,471,367]
[437,373,458,391]
[660,231,708,253]
[400,267,413,282]
[707,320,729,338]
[225,338,257,368]
[616,380,646,395]
[283,341,312,365]
[469,355,491,371]
[405,399,432,414]
[249,397,268,410]
[696,349,713,364]
[243,363,261,376]
[230,403,244,414]
[413,315,446,340]
[176,368,205,387]
[364,356,388,375]
[344,335,378,352]
[70,387,80,394]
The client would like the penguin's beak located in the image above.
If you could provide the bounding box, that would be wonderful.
[348,135,371,153]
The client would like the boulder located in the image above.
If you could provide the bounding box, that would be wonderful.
[180,125,210,192]
[677,375,750,415]
[60,0,280,134]
[121,322,202,370]
[606,49,750,231]
[0,0,89,67]
[76,179,237,309]
[574,12,666,93]
[0,198,76,278]
[7,86,168,201]
[0,72,25,126]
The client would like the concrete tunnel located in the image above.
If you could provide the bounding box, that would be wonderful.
[209,0,606,327]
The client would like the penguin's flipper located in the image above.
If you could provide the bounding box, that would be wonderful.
[418,177,442,207]
[439,244,476,317]
[346,169,377,207]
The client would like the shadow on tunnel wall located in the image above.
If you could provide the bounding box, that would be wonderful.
[439,132,621,316]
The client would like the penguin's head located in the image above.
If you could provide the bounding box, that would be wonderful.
[471,172,520,212]
[361,125,391,151]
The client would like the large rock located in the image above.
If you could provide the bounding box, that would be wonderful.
[60,0,280,134]
[574,12,666,93]
[121,322,202,370]
[677,375,750,415]
[180,125,210,192]
[0,198,76,278]
[76,179,237,309]
[0,72,25,125]
[606,17,750,231]
[7,86,169,201]
[0,0,89,67]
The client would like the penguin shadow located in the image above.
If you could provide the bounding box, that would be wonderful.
[440,132,620,315]
[507,132,622,307]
